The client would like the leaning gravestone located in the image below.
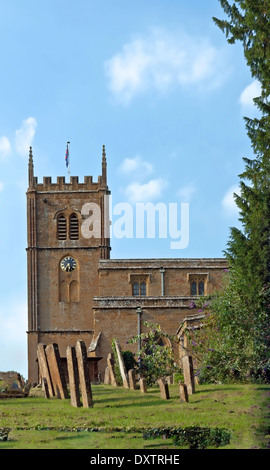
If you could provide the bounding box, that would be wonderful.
[179,382,189,402]
[182,355,195,395]
[37,343,55,397]
[76,340,93,408]
[45,343,69,400]
[139,377,147,393]
[66,345,81,407]
[107,353,117,386]
[128,369,136,390]
[114,340,129,389]
[42,377,50,399]
[157,378,170,400]
[104,366,110,385]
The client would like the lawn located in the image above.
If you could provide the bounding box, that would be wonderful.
[0,382,269,450]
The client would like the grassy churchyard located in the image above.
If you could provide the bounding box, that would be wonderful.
[0,382,269,449]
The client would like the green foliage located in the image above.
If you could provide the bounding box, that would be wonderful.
[122,350,137,372]
[128,322,178,385]
[143,426,231,449]
[185,270,270,382]
[208,0,270,383]
[0,428,10,441]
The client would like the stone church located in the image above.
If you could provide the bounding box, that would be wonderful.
[26,146,227,383]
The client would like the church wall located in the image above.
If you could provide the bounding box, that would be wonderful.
[94,258,228,379]
[98,258,228,297]
[93,304,201,379]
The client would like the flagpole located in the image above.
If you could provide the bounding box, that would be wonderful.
[67,141,70,178]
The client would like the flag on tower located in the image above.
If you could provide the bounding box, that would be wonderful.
[65,142,69,168]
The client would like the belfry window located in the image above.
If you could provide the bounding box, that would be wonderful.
[69,213,79,240]
[57,214,67,240]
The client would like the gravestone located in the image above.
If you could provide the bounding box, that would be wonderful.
[114,340,129,389]
[128,369,136,390]
[16,373,24,390]
[107,353,117,386]
[37,343,54,397]
[45,343,69,399]
[66,345,81,407]
[157,378,170,400]
[42,377,50,399]
[139,377,147,393]
[179,382,189,402]
[104,366,110,385]
[182,355,195,395]
[76,340,93,408]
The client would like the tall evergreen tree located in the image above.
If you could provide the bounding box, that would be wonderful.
[213,1,270,295]
[194,1,270,381]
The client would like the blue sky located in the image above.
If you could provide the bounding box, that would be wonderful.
[0,1,260,379]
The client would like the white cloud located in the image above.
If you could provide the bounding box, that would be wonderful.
[222,185,240,216]
[177,184,196,202]
[239,80,261,107]
[105,28,227,104]
[119,156,153,177]
[126,178,167,203]
[0,136,11,158]
[15,117,37,155]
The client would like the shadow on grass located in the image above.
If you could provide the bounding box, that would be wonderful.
[96,398,174,408]
[194,386,243,394]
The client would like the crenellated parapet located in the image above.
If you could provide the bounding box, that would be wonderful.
[27,145,109,192]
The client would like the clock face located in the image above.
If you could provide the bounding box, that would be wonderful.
[60,256,77,272]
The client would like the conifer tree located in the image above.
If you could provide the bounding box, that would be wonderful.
[213,1,270,293]
[199,1,270,381]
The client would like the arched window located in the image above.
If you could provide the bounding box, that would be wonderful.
[191,281,197,296]
[57,214,67,240]
[132,282,139,296]
[198,281,205,296]
[69,213,79,240]
[140,282,146,296]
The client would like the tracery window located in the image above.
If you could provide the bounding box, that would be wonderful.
[132,281,147,296]
[188,274,208,296]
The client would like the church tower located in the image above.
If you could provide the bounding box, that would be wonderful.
[26,146,110,383]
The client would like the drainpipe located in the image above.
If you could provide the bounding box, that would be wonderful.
[160,268,165,296]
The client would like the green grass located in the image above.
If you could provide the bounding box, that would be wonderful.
[0,383,269,449]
